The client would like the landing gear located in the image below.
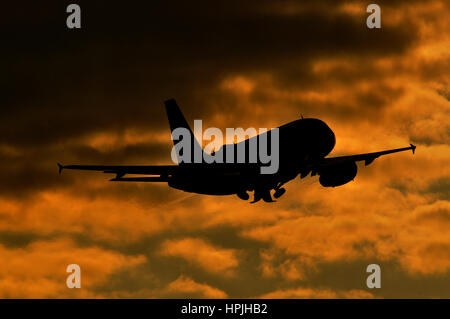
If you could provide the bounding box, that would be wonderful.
[245,180,288,203]
[250,191,262,203]
[251,189,275,203]
[273,187,286,199]
[237,191,250,201]
[262,191,275,203]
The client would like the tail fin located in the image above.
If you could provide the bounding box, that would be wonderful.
[164,99,204,164]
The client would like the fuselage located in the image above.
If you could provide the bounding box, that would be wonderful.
[168,118,336,195]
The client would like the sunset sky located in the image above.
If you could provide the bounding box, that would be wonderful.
[1,0,449,298]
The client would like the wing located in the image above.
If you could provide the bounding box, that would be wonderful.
[57,163,178,181]
[318,143,416,168]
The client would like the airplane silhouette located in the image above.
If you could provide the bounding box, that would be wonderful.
[58,99,416,203]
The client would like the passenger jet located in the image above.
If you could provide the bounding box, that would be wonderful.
[58,99,416,203]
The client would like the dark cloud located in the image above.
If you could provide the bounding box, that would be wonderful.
[425,178,450,200]
[2,0,418,147]
[0,140,172,197]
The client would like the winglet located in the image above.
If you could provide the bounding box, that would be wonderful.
[57,163,63,174]
[410,143,416,155]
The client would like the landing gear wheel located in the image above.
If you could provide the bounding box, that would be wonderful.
[237,191,250,201]
[273,187,286,199]
[250,191,262,203]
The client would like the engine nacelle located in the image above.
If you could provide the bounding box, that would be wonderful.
[319,161,357,187]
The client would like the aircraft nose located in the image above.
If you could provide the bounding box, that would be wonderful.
[326,125,336,154]
[294,118,336,158]
[312,119,335,157]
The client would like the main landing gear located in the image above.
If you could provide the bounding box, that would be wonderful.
[273,187,286,199]
[237,186,287,203]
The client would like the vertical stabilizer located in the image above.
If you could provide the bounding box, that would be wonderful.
[164,99,204,164]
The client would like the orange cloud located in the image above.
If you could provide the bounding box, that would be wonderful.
[260,287,374,299]
[0,191,166,243]
[0,238,146,298]
[160,238,239,276]
[166,275,227,298]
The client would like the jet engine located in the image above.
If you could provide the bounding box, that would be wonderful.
[319,161,357,187]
